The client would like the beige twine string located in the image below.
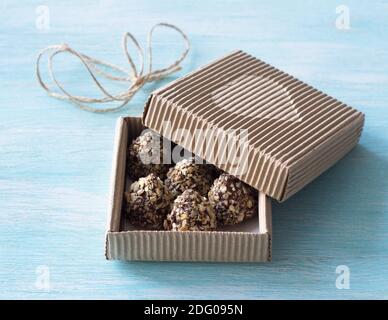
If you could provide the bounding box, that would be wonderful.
[36,22,190,113]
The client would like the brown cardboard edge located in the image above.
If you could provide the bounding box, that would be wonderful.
[280,112,365,202]
[106,230,270,262]
[105,117,129,259]
[284,129,362,200]
[142,94,154,127]
[259,191,272,261]
[105,116,272,262]
[108,117,128,232]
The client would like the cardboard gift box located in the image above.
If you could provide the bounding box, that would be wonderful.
[105,50,364,262]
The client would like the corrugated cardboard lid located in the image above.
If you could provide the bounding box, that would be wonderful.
[143,50,364,202]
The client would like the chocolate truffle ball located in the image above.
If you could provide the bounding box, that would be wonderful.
[164,189,217,231]
[125,173,173,230]
[208,173,257,226]
[165,157,213,198]
[127,130,171,180]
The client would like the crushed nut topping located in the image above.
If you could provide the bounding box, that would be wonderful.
[125,132,259,231]
[165,157,213,198]
[127,130,172,180]
[208,173,257,226]
[164,189,217,231]
[125,173,173,230]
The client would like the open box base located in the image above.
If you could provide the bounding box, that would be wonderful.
[105,117,272,262]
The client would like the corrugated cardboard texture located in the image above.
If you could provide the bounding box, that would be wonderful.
[105,117,272,262]
[143,50,365,201]
[106,231,269,262]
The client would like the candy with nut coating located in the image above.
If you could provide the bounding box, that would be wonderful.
[165,157,213,198]
[127,130,171,180]
[208,173,257,226]
[125,173,173,230]
[164,189,217,231]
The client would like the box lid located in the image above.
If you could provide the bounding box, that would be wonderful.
[143,50,364,202]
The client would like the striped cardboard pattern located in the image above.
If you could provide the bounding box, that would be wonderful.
[143,50,364,201]
[106,230,270,262]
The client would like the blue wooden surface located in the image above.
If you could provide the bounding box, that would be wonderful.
[1,0,388,299]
